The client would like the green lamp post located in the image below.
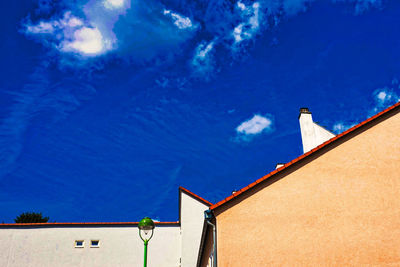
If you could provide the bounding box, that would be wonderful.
[138,217,155,267]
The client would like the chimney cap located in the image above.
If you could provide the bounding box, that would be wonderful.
[299,107,311,114]
[299,107,311,119]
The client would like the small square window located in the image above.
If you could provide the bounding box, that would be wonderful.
[75,240,84,248]
[90,240,100,247]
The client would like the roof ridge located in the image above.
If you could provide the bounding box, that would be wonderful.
[179,186,213,206]
[210,101,400,210]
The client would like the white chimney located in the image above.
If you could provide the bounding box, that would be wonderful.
[275,163,285,169]
[299,108,335,154]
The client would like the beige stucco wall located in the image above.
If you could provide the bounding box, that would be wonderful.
[0,225,181,267]
[216,110,400,266]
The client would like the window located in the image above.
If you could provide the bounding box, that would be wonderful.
[75,240,84,248]
[90,240,100,247]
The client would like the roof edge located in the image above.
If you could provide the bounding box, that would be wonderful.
[0,221,179,227]
[179,186,213,206]
[210,101,400,211]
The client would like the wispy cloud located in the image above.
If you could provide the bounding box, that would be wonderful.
[0,65,50,179]
[332,122,356,134]
[234,114,274,142]
[191,41,215,78]
[163,9,195,30]
[283,0,314,16]
[232,2,261,44]
[370,78,400,114]
[22,0,385,75]
[0,63,99,180]
[22,0,319,63]
[332,0,383,15]
[333,78,400,134]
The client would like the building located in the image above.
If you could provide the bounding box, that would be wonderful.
[2,102,400,267]
[198,102,400,266]
[0,187,212,267]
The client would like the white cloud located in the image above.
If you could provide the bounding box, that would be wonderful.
[24,0,197,61]
[236,114,273,135]
[26,12,84,35]
[374,88,399,105]
[66,17,84,28]
[25,9,115,57]
[233,24,244,43]
[61,27,110,56]
[26,21,56,34]
[377,91,389,102]
[163,9,194,30]
[191,41,215,77]
[195,41,214,59]
[370,86,400,115]
[232,2,261,44]
[332,82,400,134]
[104,0,125,9]
[237,1,246,11]
[332,122,355,134]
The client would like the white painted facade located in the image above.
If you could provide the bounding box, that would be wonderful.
[299,108,335,153]
[0,188,210,267]
[0,224,180,267]
[180,192,209,267]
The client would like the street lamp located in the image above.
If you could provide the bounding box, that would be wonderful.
[138,217,155,267]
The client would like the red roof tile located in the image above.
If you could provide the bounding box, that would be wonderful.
[179,186,213,206]
[210,102,400,211]
[0,221,179,227]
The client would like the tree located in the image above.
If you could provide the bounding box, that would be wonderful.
[14,212,49,223]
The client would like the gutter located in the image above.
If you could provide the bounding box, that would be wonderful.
[204,210,217,267]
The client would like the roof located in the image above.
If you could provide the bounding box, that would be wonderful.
[0,221,179,227]
[210,101,400,211]
[179,186,213,206]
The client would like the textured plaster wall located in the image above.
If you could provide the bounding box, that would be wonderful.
[0,225,180,267]
[217,111,400,266]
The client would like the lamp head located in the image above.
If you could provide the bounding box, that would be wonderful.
[138,217,155,236]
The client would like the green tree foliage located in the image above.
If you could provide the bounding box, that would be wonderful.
[14,212,49,223]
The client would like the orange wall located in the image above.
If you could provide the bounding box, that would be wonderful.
[216,110,400,266]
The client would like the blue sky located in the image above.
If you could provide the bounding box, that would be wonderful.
[0,0,399,222]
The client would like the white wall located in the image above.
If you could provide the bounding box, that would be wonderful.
[180,192,209,267]
[299,110,335,153]
[0,188,210,267]
[0,225,181,267]
[313,123,335,148]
